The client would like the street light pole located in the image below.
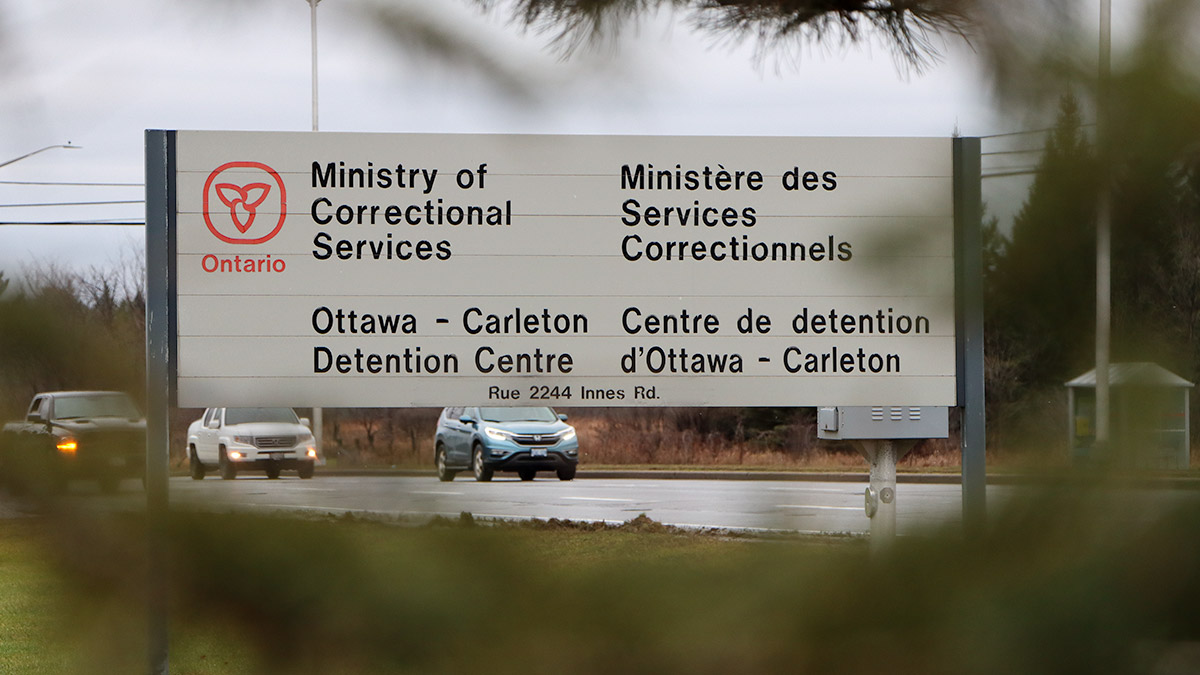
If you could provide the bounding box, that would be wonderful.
[308,0,325,455]
[0,143,80,170]
[309,0,321,132]
[1095,0,1112,450]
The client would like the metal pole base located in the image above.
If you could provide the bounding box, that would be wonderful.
[855,439,916,553]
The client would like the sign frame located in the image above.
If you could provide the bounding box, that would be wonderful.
[165,130,969,409]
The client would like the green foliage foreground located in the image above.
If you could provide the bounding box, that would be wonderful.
[4,485,1200,675]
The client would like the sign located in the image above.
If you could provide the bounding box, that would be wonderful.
[173,131,957,407]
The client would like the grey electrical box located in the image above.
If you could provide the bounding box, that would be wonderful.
[817,406,949,440]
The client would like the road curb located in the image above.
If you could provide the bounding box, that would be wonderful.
[574,470,964,484]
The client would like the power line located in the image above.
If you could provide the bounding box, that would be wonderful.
[0,221,144,226]
[0,180,142,187]
[982,161,1040,171]
[983,170,1038,179]
[981,149,1044,157]
[0,200,143,208]
[979,122,1096,140]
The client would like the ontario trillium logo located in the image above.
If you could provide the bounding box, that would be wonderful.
[202,161,287,244]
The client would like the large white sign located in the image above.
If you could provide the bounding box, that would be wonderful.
[174,131,957,407]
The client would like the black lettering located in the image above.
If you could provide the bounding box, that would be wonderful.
[621,164,645,190]
[311,197,332,225]
[312,162,335,188]
[312,232,332,260]
[621,198,641,226]
[312,307,331,334]
[314,346,332,373]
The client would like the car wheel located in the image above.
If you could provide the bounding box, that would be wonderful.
[189,446,206,480]
[265,465,281,480]
[298,461,315,479]
[557,467,576,481]
[472,445,493,482]
[518,469,536,481]
[435,445,456,482]
[219,447,237,480]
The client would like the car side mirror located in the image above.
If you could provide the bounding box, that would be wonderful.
[459,415,476,426]
[26,412,43,424]
[558,414,568,421]
[206,419,220,429]
[300,417,311,428]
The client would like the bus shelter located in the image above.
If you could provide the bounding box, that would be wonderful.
[1066,362,1193,469]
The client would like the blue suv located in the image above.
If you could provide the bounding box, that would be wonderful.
[434,407,579,482]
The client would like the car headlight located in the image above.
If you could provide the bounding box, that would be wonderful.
[559,428,576,442]
[56,438,78,456]
[484,427,512,442]
[298,432,314,443]
[233,435,255,446]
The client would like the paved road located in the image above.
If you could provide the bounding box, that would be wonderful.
[16,472,1200,535]
[167,474,970,535]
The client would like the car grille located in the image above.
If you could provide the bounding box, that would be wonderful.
[254,436,297,449]
[79,429,146,459]
[511,433,557,446]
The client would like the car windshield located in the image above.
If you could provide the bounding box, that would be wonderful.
[54,393,141,420]
[479,407,558,423]
[224,407,300,426]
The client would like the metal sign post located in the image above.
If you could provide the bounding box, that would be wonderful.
[859,439,917,551]
[145,129,176,675]
[954,137,987,536]
[818,405,948,548]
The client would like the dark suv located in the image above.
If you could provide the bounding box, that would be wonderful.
[434,407,579,482]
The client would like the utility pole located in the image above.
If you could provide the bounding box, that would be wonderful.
[1095,0,1112,452]
[310,0,321,133]
[308,0,325,455]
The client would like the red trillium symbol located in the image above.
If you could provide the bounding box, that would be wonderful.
[202,161,287,245]
[215,182,271,233]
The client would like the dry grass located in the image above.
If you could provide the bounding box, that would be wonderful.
[213,407,1008,472]
[164,405,1187,475]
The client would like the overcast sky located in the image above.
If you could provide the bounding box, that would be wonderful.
[0,0,1069,279]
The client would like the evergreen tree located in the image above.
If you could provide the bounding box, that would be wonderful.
[491,0,972,70]
[989,94,1098,389]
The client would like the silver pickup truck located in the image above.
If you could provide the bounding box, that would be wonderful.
[0,391,146,493]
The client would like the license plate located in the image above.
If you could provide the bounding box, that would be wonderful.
[531,448,548,458]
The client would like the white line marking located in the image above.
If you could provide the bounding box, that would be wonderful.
[563,496,636,503]
[765,487,859,494]
[257,504,374,513]
[778,504,863,511]
[410,491,463,496]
